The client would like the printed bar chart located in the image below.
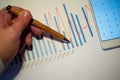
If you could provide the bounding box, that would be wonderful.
[7,3,94,65]
[11,3,94,64]
[1,1,95,79]
[6,3,93,65]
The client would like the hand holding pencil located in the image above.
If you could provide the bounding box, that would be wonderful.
[6,5,70,43]
[0,6,43,68]
[0,5,70,69]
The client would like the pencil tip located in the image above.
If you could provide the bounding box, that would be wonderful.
[64,37,70,43]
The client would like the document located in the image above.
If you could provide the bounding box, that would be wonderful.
[0,0,120,80]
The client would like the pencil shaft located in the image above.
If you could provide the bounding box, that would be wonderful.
[32,19,64,39]
[6,5,68,41]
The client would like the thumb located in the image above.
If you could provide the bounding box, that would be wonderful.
[11,10,31,36]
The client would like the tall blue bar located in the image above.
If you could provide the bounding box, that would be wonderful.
[63,31,70,49]
[63,3,75,48]
[82,7,93,37]
[33,39,40,58]
[76,15,86,43]
[26,50,31,60]
[70,13,82,46]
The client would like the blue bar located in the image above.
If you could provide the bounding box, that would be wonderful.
[63,3,75,48]
[42,38,48,55]
[63,31,70,49]
[33,39,39,58]
[32,50,35,59]
[47,40,53,54]
[26,50,31,60]
[70,13,80,47]
[44,14,53,54]
[50,35,57,53]
[54,16,66,51]
[37,38,44,57]
[54,16,60,32]
[82,7,93,37]
[76,14,86,43]
[44,14,49,26]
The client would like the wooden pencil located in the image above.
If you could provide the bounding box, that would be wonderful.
[6,5,70,43]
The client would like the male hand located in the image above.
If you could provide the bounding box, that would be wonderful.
[0,7,42,67]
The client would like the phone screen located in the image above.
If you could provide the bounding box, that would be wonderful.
[90,0,120,41]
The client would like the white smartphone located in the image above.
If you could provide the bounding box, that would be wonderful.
[89,0,120,50]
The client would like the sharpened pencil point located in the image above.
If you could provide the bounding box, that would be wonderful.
[64,37,70,43]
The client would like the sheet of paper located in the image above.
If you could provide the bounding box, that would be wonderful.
[0,0,94,64]
[0,0,120,80]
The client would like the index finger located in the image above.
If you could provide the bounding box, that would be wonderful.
[0,6,25,28]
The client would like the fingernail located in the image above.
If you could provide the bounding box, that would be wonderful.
[24,11,30,17]
[21,11,31,18]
